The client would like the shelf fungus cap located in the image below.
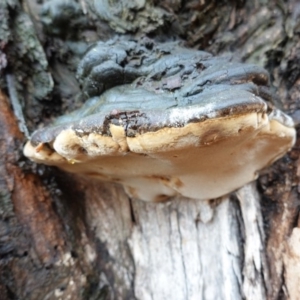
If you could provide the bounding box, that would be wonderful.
[24,41,296,202]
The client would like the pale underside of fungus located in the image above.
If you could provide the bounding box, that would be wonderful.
[24,38,296,202]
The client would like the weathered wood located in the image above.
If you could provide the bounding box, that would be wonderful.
[129,195,242,300]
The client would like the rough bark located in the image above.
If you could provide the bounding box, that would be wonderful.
[0,0,300,299]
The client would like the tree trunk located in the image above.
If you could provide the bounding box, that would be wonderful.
[0,0,300,299]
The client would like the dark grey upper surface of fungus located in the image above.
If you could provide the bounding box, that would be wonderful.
[30,38,275,145]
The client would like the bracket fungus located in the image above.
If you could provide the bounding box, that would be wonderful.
[24,39,296,202]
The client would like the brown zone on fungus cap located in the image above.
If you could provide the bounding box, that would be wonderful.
[31,101,269,148]
[154,194,173,203]
[144,175,183,189]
